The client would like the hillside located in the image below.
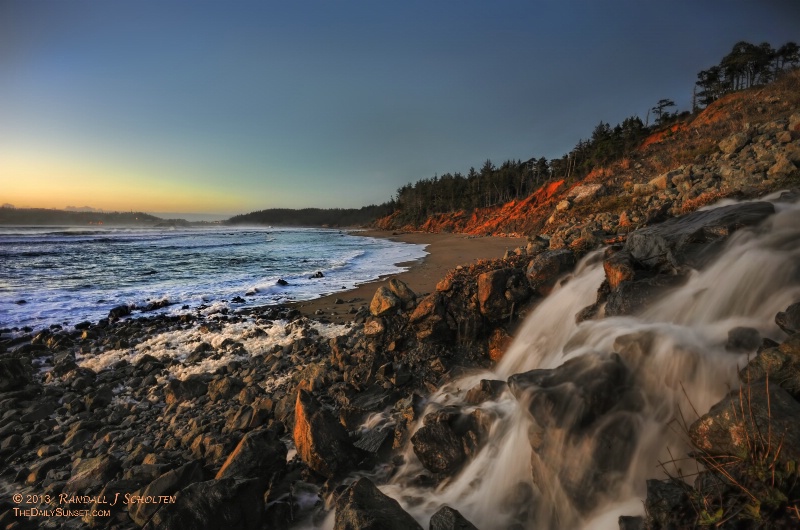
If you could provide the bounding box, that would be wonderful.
[0,208,165,226]
[376,70,800,242]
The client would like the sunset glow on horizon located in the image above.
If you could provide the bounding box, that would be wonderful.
[2,1,799,217]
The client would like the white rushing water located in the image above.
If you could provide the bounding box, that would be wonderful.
[362,196,800,530]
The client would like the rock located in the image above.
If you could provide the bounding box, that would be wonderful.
[108,304,131,320]
[410,294,450,342]
[724,326,761,352]
[718,132,749,154]
[767,155,797,178]
[142,477,265,530]
[740,343,800,399]
[428,506,479,530]
[276,278,289,286]
[363,317,386,338]
[370,286,401,317]
[508,353,631,430]
[165,375,209,405]
[411,409,485,475]
[567,183,605,203]
[207,377,244,402]
[334,477,423,530]
[602,248,635,290]
[388,278,416,309]
[293,390,360,478]
[477,269,510,321]
[689,379,800,465]
[618,516,644,530]
[604,275,685,317]
[129,461,204,526]
[64,455,121,493]
[0,358,32,392]
[623,202,774,273]
[464,379,507,405]
[487,328,512,362]
[556,199,571,212]
[526,249,576,296]
[643,479,694,529]
[309,271,324,278]
[215,428,286,481]
[775,301,800,334]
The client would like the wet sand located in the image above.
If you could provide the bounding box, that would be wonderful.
[288,230,526,324]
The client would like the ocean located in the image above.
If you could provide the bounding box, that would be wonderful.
[0,226,428,332]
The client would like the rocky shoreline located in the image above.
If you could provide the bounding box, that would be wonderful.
[2,122,800,529]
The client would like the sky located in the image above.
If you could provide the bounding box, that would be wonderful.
[1,1,799,218]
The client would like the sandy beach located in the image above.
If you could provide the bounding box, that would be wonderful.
[289,230,526,324]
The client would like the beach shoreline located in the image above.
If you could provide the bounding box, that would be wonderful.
[287,230,527,324]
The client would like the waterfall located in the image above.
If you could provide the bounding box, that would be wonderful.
[380,197,800,529]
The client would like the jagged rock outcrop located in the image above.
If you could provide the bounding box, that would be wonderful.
[334,477,423,530]
[293,390,361,478]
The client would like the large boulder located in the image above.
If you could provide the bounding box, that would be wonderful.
[370,286,401,317]
[526,249,576,296]
[293,390,361,478]
[334,477,423,530]
[411,408,486,475]
[623,202,774,273]
[142,477,265,530]
[215,428,286,481]
[689,379,800,465]
[165,375,209,406]
[387,278,416,310]
[508,353,632,430]
[775,301,800,335]
[718,132,749,154]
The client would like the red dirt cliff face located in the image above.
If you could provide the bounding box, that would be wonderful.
[389,180,565,236]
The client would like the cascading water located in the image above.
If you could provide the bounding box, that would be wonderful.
[313,195,800,530]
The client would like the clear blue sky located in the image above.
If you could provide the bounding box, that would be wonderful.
[2,1,798,216]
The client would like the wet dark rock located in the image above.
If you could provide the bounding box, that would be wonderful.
[215,428,286,481]
[309,271,325,279]
[276,278,289,286]
[643,479,694,529]
[428,506,479,530]
[129,461,205,526]
[775,301,800,335]
[623,202,774,273]
[0,358,32,392]
[411,408,485,475]
[142,477,265,530]
[725,326,761,352]
[293,390,361,478]
[334,477,423,530]
[689,379,800,465]
[618,515,644,530]
[604,275,685,317]
[740,343,800,399]
[143,299,171,311]
[108,304,132,320]
[508,353,631,430]
[353,426,394,455]
[464,379,507,405]
[526,249,576,296]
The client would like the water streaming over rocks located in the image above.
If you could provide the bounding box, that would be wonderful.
[359,196,800,530]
